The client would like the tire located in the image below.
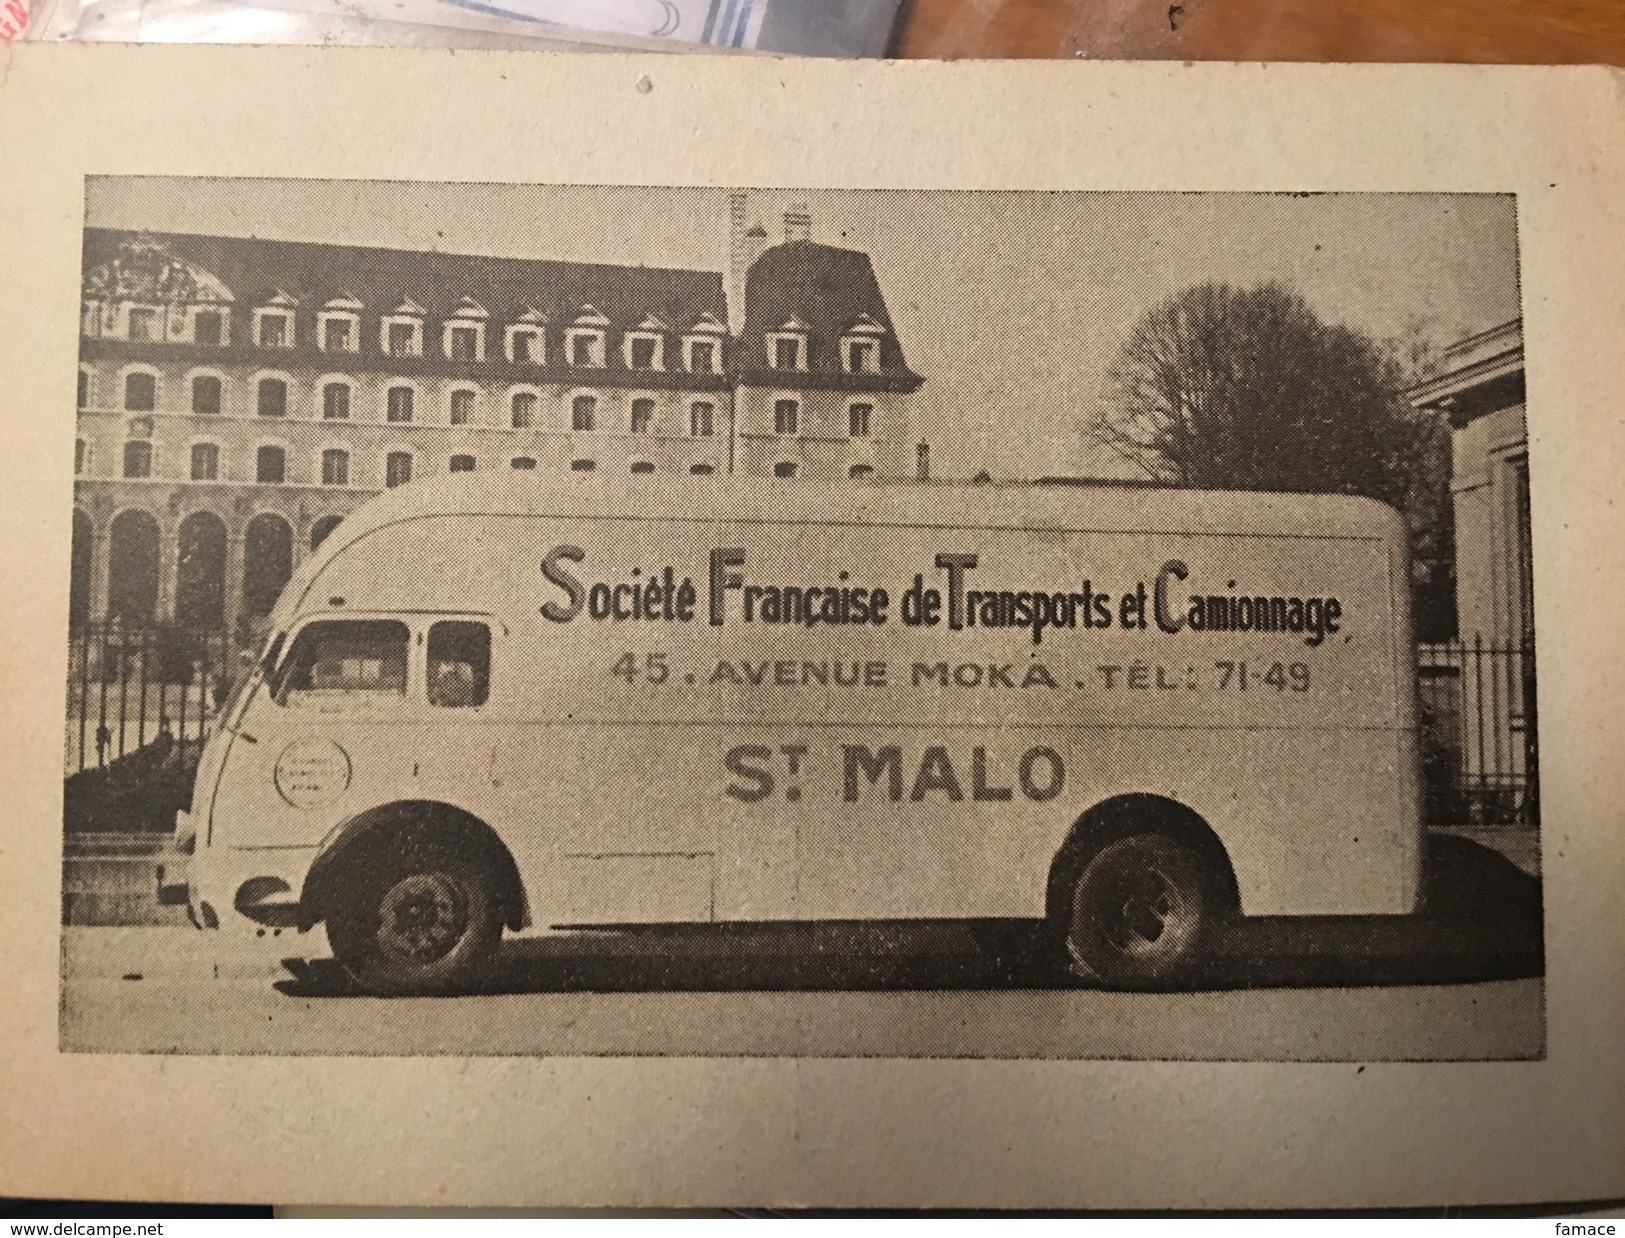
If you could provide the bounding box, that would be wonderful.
[1063,833,1215,988]
[325,839,503,996]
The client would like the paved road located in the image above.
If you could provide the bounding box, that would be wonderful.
[61,910,1544,1059]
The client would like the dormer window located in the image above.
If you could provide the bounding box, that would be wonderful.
[387,322,418,356]
[623,315,668,371]
[322,317,354,352]
[319,298,362,353]
[841,314,886,374]
[683,314,726,374]
[628,336,660,370]
[442,298,488,362]
[506,321,545,364]
[688,340,717,373]
[768,318,810,371]
[126,307,160,342]
[254,295,297,348]
[381,298,426,357]
[566,307,609,368]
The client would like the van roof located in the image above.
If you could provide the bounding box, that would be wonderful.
[274,474,1403,627]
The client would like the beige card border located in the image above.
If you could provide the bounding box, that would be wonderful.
[1,48,1623,1208]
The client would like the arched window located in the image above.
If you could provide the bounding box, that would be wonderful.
[386,386,415,423]
[572,395,597,432]
[511,393,536,429]
[124,372,156,412]
[310,514,344,551]
[774,399,799,436]
[192,375,222,416]
[321,448,349,487]
[630,398,654,434]
[322,382,350,421]
[122,441,152,479]
[69,510,92,632]
[570,459,596,472]
[243,513,293,618]
[450,390,475,426]
[449,455,476,473]
[511,457,537,470]
[690,402,715,437]
[256,445,286,484]
[630,461,655,474]
[257,377,287,418]
[848,403,873,438]
[385,451,413,488]
[175,511,228,628]
[773,461,798,479]
[849,464,875,479]
[690,463,714,476]
[190,443,220,481]
[108,510,160,621]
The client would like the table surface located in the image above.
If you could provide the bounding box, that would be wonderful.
[897,0,1625,63]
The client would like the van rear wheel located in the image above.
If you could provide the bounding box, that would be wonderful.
[1064,833,1214,988]
[325,843,502,996]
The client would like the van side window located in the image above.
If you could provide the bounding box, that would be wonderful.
[427,621,491,709]
[274,620,409,703]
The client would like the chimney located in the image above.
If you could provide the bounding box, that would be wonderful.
[727,192,771,335]
[783,203,811,244]
[727,192,748,335]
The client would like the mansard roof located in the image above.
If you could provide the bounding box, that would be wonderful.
[80,229,727,332]
[740,241,922,389]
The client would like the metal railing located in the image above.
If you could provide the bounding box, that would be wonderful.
[1416,636,1539,827]
[64,621,234,775]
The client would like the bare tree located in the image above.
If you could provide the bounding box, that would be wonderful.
[1090,281,1455,636]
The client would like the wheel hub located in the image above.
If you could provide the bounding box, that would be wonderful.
[1105,870,1180,953]
[376,872,467,962]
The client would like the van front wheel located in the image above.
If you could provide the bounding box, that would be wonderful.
[1064,833,1213,988]
[325,843,502,996]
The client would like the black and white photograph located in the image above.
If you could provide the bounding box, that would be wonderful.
[59,179,1543,1060]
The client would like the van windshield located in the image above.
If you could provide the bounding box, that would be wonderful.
[272,620,410,704]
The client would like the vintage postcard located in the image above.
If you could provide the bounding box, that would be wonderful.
[0,48,1622,1209]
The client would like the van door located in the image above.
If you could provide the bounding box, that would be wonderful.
[413,616,499,807]
[211,616,421,849]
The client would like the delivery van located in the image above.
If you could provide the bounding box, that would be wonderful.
[170,473,1422,995]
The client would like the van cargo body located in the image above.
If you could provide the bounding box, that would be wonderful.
[175,475,1422,993]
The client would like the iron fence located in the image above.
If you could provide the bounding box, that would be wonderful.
[64,621,235,775]
[1416,636,1538,827]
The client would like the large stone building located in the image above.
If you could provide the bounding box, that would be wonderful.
[71,198,925,637]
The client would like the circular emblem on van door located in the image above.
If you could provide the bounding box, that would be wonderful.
[274,738,352,809]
